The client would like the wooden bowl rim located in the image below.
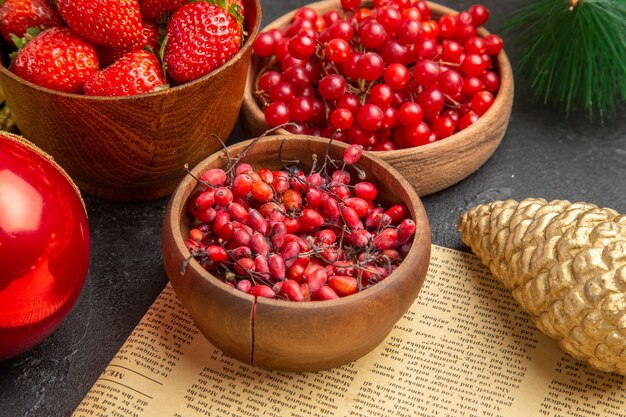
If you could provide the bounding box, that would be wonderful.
[164,134,431,311]
[0,0,262,101]
[242,0,514,158]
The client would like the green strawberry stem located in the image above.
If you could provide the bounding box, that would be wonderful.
[9,27,42,60]
[159,36,168,81]
[228,3,246,38]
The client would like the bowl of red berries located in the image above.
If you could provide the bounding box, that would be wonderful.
[0,0,261,201]
[162,134,431,371]
[241,0,513,196]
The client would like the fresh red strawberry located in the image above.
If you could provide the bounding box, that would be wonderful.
[139,0,186,20]
[10,27,99,93]
[98,19,160,67]
[83,49,166,96]
[57,0,142,49]
[0,0,64,45]
[163,2,242,84]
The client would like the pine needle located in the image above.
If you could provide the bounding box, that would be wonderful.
[505,0,626,122]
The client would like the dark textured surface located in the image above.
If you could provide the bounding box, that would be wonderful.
[1,1,624,416]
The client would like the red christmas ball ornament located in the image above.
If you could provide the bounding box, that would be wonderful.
[0,133,90,360]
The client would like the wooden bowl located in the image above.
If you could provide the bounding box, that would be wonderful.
[0,0,261,201]
[241,0,514,197]
[162,135,431,371]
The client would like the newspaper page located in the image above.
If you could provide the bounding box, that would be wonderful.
[73,245,626,417]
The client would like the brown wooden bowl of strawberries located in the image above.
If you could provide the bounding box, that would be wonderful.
[241,0,514,197]
[162,135,431,371]
[0,0,261,201]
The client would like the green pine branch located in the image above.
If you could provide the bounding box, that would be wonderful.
[506,0,626,122]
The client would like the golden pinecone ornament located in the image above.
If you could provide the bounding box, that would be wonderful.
[458,198,626,374]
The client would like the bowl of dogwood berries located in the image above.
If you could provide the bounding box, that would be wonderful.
[241,0,514,196]
[162,134,431,371]
[0,0,261,201]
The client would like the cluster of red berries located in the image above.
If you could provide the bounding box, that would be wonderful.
[184,142,415,301]
[253,0,503,150]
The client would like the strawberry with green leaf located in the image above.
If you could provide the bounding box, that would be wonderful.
[0,0,64,46]
[163,1,243,84]
[223,0,244,20]
[84,49,166,96]
[57,0,142,49]
[10,27,99,93]
[215,0,245,32]
[230,0,244,18]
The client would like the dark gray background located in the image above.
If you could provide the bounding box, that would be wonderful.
[1,0,624,416]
